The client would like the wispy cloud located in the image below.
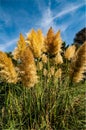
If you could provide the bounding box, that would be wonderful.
[0,0,85,52]
[52,3,85,21]
[39,7,57,33]
[37,1,85,34]
[36,0,58,33]
[35,0,85,45]
[0,38,17,52]
[0,8,30,52]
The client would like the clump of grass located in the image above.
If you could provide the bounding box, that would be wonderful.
[70,41,86,83]
[64,45,76,60]
[0,28,86,130]
[0,51,18,83]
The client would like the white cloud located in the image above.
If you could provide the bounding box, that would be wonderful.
[39,7,56,32]
[52,3,85,21]
[37,0,57,34]
[40,3,86,32]
[37,1,85,34]
[0,0,85,52]
[0,38,17,52]
[34,0,85,46]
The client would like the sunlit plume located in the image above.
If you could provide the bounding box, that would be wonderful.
[19,47,38,88]
[0,51,18,83]
[45,27,63,55]
[26,29,45,58]
[64,45,76,60]
[70,42,86,83]
[54,53,63,65]
[12,33,27,60]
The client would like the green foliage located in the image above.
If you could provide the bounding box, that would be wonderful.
[0,64,86,130]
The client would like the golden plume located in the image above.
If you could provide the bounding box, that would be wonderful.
[19,46,38,88]
[54,68,62,84]
[41,54,48,63]
[37,61,43,71]
[46,27,54,44]
[26,29,44,58]
[12,33,27,60]
[50,66,55,76]
[64,45,76,60]
[54,52,63,65]
[0,51,18,83]
[45,27,63,55]
[70,42,86,83]
[55,68,62,79]
[53,30,63,54]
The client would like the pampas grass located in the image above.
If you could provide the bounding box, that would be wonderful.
[54,52,63,64]
[45,27,63,55]
[26,29,44,58]
[0,28,86,130]
[19,46,38,88]
[64,45,76,60]
[0,51,18,83]
[12,33,27,60]
[70,42,86,83]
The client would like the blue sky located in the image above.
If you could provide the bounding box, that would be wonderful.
[0,0,85,52]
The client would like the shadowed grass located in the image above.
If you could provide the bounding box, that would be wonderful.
[0,75,85,130]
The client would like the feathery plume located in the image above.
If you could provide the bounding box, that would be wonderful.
[54,53,63,65]
[19,47,38,88]
[45,28,63,55]
[70,42,86,83]
[55,68,62,78]
[46,27,54,44]
[37,61,43,70]
[12,33,27,60]
[41,54,48,63]
[43,68,48,76]
[54,68,62,84]
[53,30,63,54]
[64,45,76,60]
[0,51,18,83]
[50,66,55,76]
[26,29,44,58]
[12,47,19,60]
